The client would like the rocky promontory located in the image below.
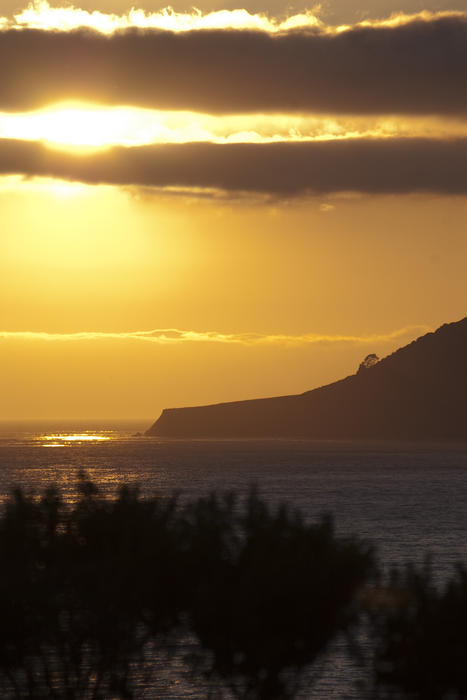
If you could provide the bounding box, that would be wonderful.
[146,318,467,439]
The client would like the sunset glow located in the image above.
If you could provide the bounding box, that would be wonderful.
[2,104,467,151]
[10,1,322,33]
[40,433,112,445]
[1,0,467,695]
[5,2,463,35]
[1,0,466,420]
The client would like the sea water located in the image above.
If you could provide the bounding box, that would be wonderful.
[1,419,467,698]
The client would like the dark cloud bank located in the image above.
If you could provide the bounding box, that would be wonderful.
[2,138,467,195]
[1,15,467,114]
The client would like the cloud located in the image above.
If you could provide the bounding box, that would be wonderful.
[5,3,461,35]
[0,13,467,115]
[1,137,467,196]
[11,1,322,34]
[0,325,430,346]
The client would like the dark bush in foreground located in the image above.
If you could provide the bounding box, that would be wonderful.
[184,490,373,699]
[0,474,373,698]
[0,476,185,698]
[369,563,467,699]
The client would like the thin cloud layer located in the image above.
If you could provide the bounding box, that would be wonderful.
[0,13,467,114]
[1,138,467,196]
[0,325,430,346]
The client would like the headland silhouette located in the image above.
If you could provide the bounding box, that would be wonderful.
[147,317,467,439]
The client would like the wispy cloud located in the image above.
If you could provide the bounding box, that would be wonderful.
[0,326,430,346]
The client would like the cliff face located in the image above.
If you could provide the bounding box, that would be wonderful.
[146,318,467,439]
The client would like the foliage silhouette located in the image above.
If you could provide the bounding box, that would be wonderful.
[182,489,374,699]
[369,562,467,699]
[0,474,185,698]
[357,353,380,373]
[0,475,373,698]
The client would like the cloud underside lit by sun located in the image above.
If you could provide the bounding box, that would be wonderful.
[2,4,467,196]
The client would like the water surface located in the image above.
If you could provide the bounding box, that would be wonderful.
[1,420,467,697]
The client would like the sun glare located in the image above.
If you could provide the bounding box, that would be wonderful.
[40,433,112,446]
[0,175,89,196]
[2,104,467,151]
[0,103,219,148]
[0,104,131,148]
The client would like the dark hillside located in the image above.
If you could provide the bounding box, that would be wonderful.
[146,318,467,439]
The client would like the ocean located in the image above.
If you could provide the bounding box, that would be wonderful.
[1,419,467,698]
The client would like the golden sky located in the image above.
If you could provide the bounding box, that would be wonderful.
[1,1,466,419]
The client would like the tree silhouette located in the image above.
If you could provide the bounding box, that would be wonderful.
[358,354,380,373]
[369,562,467,699]
[0,475,185,698]
[184,490,374,699]
[0,476,374,698]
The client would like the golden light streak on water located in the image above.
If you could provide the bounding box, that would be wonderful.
[39,433,113,446]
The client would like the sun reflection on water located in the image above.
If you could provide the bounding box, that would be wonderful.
[39,433,113,447]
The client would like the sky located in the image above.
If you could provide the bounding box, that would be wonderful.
[1,0,466,420]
